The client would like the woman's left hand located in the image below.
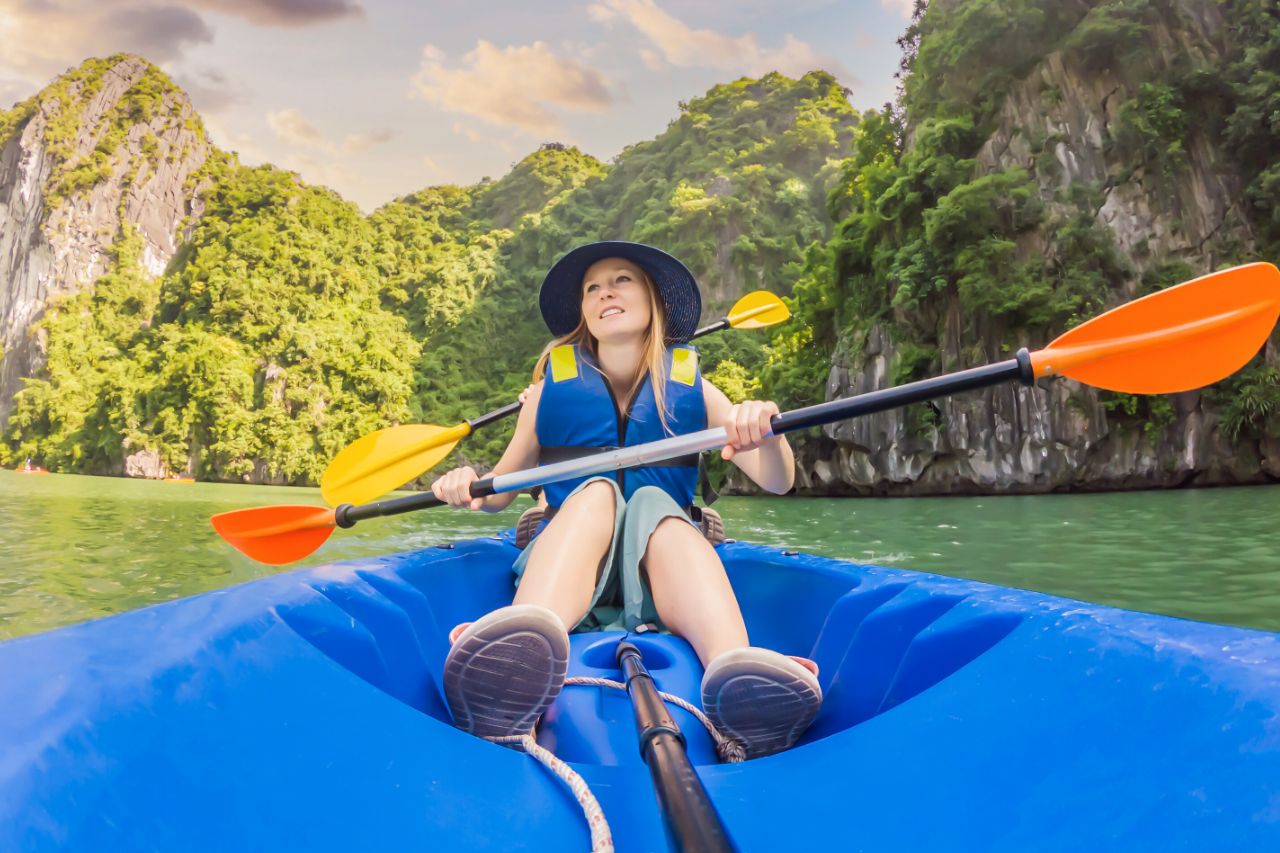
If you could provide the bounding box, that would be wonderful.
[721,399,781,460]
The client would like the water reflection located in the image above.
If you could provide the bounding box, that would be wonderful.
[2,471,1278,639]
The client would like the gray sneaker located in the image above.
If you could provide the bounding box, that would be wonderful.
[443,604,570,738]
[701,647,822,759]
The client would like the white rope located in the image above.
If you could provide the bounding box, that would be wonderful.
[564,676,747,764]
[484,675,745,853]
[487,732,614,853]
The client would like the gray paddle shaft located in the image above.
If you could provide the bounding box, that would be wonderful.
[490,427,729,495]
[337,349,1032,527]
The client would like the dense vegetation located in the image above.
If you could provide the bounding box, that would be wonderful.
[5,156,420,480]
[1214,0,1280,438]
[769,0,1279,439]
[1,60,856,482]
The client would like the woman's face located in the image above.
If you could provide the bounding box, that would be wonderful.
[581,257,652,342]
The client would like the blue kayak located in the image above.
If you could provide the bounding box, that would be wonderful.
[2,532,1278,850]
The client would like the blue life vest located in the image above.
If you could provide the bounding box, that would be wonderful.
[536,344,706,509]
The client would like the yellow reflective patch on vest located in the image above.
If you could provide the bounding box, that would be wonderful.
[549,345,579,383]
[670,347,697,386]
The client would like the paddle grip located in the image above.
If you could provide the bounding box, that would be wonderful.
[693,317,730,338]
[467,401,522,431]
[337,477,500,526]
[618,642,685,752]
[768,349,1034,436]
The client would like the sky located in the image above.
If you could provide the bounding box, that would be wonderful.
[0,0,918,211]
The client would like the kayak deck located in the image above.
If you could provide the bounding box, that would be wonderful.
[2,534,1278,850]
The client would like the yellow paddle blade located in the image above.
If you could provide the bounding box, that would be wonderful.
[1032,262,1280,393]
[211,505,337,566]
[727,290,790,329]
[320,422,470,507]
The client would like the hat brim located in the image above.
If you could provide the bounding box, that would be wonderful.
[538,241,703,343]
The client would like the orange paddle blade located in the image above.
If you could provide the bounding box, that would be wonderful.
[320,422,470,507]
[211,505,337,565]
[1032,262,1280,393]
[727,290,790,329]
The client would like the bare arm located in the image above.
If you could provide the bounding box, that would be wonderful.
[431,382,544,511]
[702,378,795,495]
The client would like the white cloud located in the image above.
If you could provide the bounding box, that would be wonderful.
[174,68,241,115]
[881,0,920,19]
[267,108,328,149]
[410,41,613,135]
[0,77,35,110]
[266,108,392,156]
[185,0,365,27]
[0,0,363,90]
[282,151,356,193]
[451,123,483,143]
[586,3,615,25]
[341,128,394,153]
[638,48,664,72]
[420,154,451,183]
[587,0,838,79]
[202,115,267,164]
[261,106,395,208]
[0,0,212,85]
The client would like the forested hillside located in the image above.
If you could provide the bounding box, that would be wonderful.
[0,59,855,482]
[391,73,857,468]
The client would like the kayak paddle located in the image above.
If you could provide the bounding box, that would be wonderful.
[319,289,791,508]
[616,641,735,851]
[214,262,1280,566]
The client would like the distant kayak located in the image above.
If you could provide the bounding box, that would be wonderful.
[15,467,48,475]
[159,477,195,483]
[1,534,1277,851]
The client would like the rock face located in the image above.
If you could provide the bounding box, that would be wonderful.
[733,0,1277,497]
[788,327,1272,497]
[977,1,1252,283]
[0,56,210,426]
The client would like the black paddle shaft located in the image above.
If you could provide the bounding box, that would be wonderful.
[466,401,521,431]
[770,349,1035,435]
[617,641,736,853]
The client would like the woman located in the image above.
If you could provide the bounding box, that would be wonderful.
[431,241,821,759]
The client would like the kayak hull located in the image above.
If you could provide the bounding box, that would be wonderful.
[2,534,1278,851]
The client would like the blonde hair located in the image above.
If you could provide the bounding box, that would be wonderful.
[533,266,674,434]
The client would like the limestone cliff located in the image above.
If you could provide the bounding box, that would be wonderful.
[0,55,211,426]
[756,0,1279,497]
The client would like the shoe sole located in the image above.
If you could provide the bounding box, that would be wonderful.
[702,649,822,760]
[443,605,569,739]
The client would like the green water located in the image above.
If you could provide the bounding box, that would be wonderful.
[2,470,1278,641]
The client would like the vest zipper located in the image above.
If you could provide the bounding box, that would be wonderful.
[603,381,629,494]
[604,374,650,497]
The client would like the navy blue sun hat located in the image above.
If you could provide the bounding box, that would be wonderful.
[538,241,703,343]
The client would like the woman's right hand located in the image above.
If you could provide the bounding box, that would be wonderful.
[431,466,484,511]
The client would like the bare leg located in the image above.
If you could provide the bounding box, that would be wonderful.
[512,480,616,631]
[646,516,822,759]
[643,517,749,666]
[443,482,616,738]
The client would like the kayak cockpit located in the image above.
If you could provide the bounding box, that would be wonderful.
[277,535,1023,766]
